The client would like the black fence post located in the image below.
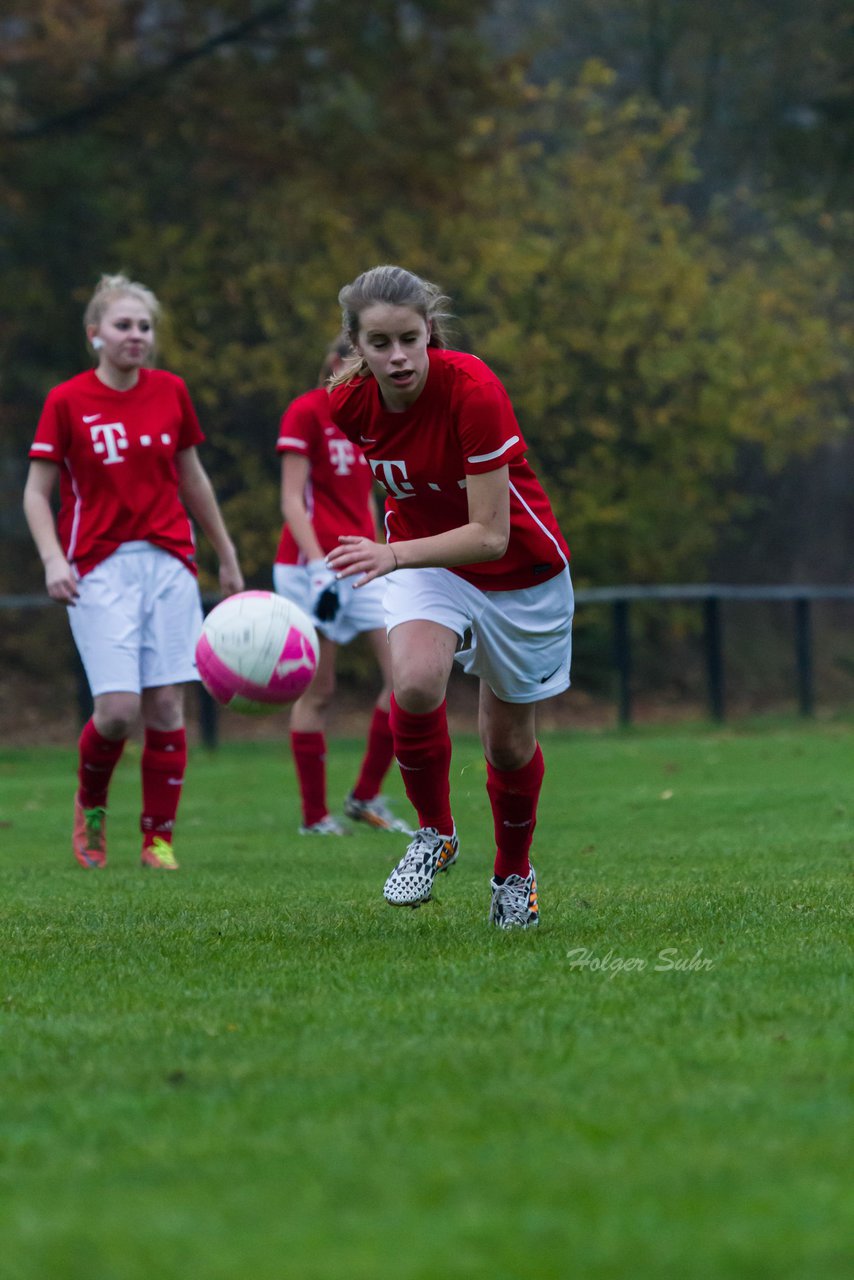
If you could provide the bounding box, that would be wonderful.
[4,586,852,734]
[794,597,814,717]
[612,598,632,727]
[197,594,219,748]
[197,684,219,749]
[703,596,725,722]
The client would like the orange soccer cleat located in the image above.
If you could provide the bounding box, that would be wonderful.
[73,795,108,869]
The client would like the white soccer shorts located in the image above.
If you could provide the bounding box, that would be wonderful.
[383,565,574,703]
[273,563,386,645]
[273,562,387,645]
[68,541,203,696]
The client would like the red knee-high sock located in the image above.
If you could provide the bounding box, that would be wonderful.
[78,718,126,808]
[140,727,187,846]
[290,730,328,827]
[389,694,453,834]
[351,706,395,802]
[487,743,545,880]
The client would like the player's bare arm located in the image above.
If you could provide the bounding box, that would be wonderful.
[176,448,244,596]
[22,460,80,605]
[280,451,325,563]
[328,466,510,586]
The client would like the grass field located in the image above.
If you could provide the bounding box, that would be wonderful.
[1,721,851,1280]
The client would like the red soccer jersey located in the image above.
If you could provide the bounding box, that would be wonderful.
[328,348,570,591]
[29,368,205,578]
[274,387,376,564]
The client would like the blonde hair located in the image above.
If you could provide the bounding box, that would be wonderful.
[83,273,161,334]
[330,265,453,387]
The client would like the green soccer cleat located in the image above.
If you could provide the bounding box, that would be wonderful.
[141,836,179,870]
[73,795,108,869]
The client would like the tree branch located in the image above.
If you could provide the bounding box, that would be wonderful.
[5,2,292,142]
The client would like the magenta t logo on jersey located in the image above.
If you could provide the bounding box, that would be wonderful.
[369,458,416,499]
[90,422,128,465]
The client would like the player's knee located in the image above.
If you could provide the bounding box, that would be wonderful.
[94,695,139,740]
[393,675,446,714]
[392,650,453,712]
[99,715,134,740]
[483,731,537,772]
[141,687,184,732]
[488,746,529,772]
[303,685,335,714]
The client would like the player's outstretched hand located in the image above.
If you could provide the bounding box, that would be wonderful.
[327,537,397,587]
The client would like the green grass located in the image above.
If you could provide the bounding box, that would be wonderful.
[0,722,851,1280]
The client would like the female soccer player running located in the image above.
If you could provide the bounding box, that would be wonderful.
[23,273,244,871]
[325,266,573,929]
[273,340,412,836]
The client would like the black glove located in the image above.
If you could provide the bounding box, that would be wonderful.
[308,559,341,624]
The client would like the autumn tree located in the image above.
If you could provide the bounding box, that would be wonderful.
[0,0,504,583]
[486,0,854,206]
[428,64,851,584]
[1,3,851,595]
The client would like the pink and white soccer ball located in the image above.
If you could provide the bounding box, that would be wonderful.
[196,591,319,714]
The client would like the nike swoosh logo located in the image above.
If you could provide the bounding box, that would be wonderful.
[360,436,376,444]
[539,664,562,683]
[83,414,101,423]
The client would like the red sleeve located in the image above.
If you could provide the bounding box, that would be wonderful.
[456,377,528,475]
[276,393,319,456]
[175,378,205,449]
[29,386,68,464]
[327,380,369,444]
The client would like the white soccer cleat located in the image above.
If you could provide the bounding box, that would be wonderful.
[344,793,414,835]
[383,826,459,908]
[299,814,349,836]
[489,867,539,929]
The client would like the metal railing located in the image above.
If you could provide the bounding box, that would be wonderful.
[577,584,854,726]
[3,584,854,741]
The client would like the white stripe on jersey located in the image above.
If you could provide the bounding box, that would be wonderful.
[467,436,520,465]
[509,480,570,569]
[31,442,55,453]
[64,459,84,566]
[296,476,317,566]
[277,436,309,451]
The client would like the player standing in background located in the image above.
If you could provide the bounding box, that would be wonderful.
[326,265,573,929]
[23,273,244,871]
[273,340,413,836]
